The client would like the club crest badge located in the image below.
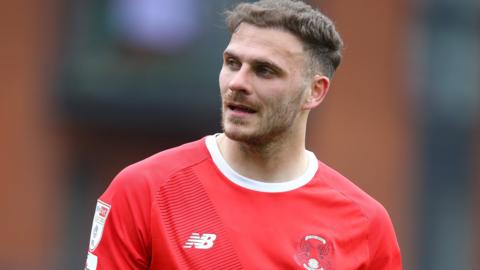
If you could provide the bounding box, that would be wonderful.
[88,200,111,252]
[294,234,333,270]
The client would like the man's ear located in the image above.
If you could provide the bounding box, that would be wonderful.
[302,74,330,110]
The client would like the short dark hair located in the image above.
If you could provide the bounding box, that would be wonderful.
[225,0,343,78]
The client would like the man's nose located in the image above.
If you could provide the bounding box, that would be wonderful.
[228,66,252,94]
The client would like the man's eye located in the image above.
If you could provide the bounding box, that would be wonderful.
[256,66,275,77]
[225,58,240,69]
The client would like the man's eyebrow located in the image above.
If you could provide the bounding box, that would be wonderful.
[253,59,283,71]
[223,50,238,59]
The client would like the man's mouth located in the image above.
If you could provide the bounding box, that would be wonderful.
[227,103,257,114]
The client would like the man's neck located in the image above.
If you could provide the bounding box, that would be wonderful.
[216,132,309,183]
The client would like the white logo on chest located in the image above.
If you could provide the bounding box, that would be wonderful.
[183,233,217,249]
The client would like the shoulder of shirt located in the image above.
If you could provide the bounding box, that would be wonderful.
[112,137,210,187]
[314,161,400,265]
[315,160,391,223]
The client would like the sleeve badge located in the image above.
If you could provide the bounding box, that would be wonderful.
[88,200,111,252]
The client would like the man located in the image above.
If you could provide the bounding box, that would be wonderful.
[85,0,402,269]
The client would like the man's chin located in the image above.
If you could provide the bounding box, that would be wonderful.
[223,129,249,142]
[224,127,252,141]
[223,129,269,146]
[222,119,271,145]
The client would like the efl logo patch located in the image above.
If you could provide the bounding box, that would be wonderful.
[88,200,111,252]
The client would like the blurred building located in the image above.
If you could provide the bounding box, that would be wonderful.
[0,0,478,269]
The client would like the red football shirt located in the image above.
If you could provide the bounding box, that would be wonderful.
[85,135,402,269]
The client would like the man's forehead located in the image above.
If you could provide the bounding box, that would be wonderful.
[227,23,305,62]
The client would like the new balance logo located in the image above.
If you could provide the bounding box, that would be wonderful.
[183,233,217,249]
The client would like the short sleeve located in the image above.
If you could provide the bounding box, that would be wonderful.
[85,166,152,270]
[367,204,402,269]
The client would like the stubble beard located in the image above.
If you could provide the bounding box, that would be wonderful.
[221,93,304,148]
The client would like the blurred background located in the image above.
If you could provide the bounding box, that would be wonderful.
[0,0,478,269]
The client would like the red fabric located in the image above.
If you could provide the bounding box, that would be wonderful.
[86,137,402,269]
